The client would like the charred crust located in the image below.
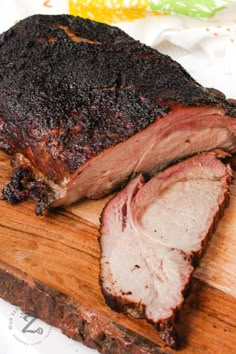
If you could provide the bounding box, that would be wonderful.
[101,280,181,349]
[99,269,190,349]
[1,166,32,204]
[156,322,179,349]
[1,14,236,181]
[28,180,55,216]
[1,164,55,215]
[100,281,146,320]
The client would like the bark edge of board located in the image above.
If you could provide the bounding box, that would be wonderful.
[0,261,165,354]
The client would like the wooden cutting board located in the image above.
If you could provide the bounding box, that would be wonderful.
[0,151,235,354]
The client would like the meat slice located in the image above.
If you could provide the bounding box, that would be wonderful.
[1,15,236,214]
[99,152,232,348]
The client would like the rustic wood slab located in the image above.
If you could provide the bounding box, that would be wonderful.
[0,151,235,353]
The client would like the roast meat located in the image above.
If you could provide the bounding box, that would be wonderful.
[99,152,232,348]
[0,15,236,213]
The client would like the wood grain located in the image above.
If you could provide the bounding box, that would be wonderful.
[0,151,235,353]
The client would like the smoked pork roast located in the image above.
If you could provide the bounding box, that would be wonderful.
[100,152,232,347]
[0,15,236,214]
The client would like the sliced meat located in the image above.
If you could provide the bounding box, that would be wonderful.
[99,152,232,348]
[0,15,236,213]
